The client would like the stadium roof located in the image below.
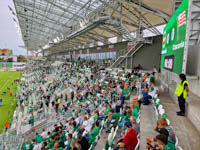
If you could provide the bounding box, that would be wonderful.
[13,0,174,54]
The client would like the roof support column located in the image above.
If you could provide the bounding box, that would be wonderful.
[117,36,122,42]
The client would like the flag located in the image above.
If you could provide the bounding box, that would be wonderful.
[177,11,186,27]
[162,35,166,43]
[177,11,186,40]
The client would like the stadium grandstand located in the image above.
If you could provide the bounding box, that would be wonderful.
[1,0,200,150]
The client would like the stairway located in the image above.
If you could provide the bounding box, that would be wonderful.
[0,134,24,150]
[111,42,144,68]
[110,56,125,68]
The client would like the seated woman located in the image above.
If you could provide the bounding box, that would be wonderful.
[130,104,139,119]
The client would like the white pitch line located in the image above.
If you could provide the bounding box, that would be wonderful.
[0,72,17,92]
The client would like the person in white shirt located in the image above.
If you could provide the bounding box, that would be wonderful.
[40,128,47,138]
[75,113,83,125]
[80,117,89,132]
[65,120,69,130]
[86,114,94,132]
[33,139,42,150]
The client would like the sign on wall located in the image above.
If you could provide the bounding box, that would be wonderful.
[87,49,89,54]
[108,45,114,51]
[97,47,101,52]
[160,0,188,74]
[127,42,135,51]
[0,62,13,69]
[13,62,26,70]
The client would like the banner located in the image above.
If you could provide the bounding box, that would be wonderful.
[0,62,13,69]
[160,0,188,74]
[87,49,89,54]
[13,62,26,70]
[108,45,114,51]
[127,42,135,51]
[97,47,101,52]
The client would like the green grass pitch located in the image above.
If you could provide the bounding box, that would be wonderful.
[0,71,22,133]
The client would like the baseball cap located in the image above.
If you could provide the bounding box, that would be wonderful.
[124,121,132,128]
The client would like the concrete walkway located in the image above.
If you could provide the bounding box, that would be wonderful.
[159,92,200,150]
[140,104,158,150]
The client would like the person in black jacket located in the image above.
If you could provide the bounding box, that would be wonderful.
[77,132,90,150]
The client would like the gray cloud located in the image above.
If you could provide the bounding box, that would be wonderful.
[0,0,26,55]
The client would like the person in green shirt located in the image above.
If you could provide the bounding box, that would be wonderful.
[122,84,131,104]
[104,104,111,116]
[89,121,100,144]
[93,110,99,121]
[146,134,176,150]
[48,137,55,149]
[66,134,72,150]
[34,133,43,143]
[29,113,34,127]
[22,140,34,150]
[130,104,139,118]
[155,134,175,150]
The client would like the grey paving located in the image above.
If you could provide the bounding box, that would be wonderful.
[140,104,157,150]
[159,93,200,150]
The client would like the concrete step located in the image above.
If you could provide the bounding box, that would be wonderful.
[140,105,157,150]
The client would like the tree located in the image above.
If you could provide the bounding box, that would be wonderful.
[17,55,27,62]
[7,58,13,62]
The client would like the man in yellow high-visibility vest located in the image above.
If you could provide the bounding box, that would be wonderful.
[175,74,189,116]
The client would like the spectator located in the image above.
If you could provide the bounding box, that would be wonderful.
[89,121,100,144]
[115,122,138,150]
[22,140,34,150]
[142,82,157,105]
[77,132,90,150]
[41,128,47,138]
[155,118,176,145]
[33,139,42,150]
[71,139,81,150]
[65,134,72,150]
[34,133,43,144]
[122,84,131,105]
[146,134,169,150]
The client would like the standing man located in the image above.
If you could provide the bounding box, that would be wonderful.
[175,74,189,116]
[121,84,131,106]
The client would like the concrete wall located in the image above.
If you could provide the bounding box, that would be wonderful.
[132,35,162,70]
[119,35,162,70]
[186,45,200,77]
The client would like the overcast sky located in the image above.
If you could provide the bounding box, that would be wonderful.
[0,0,26,55]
